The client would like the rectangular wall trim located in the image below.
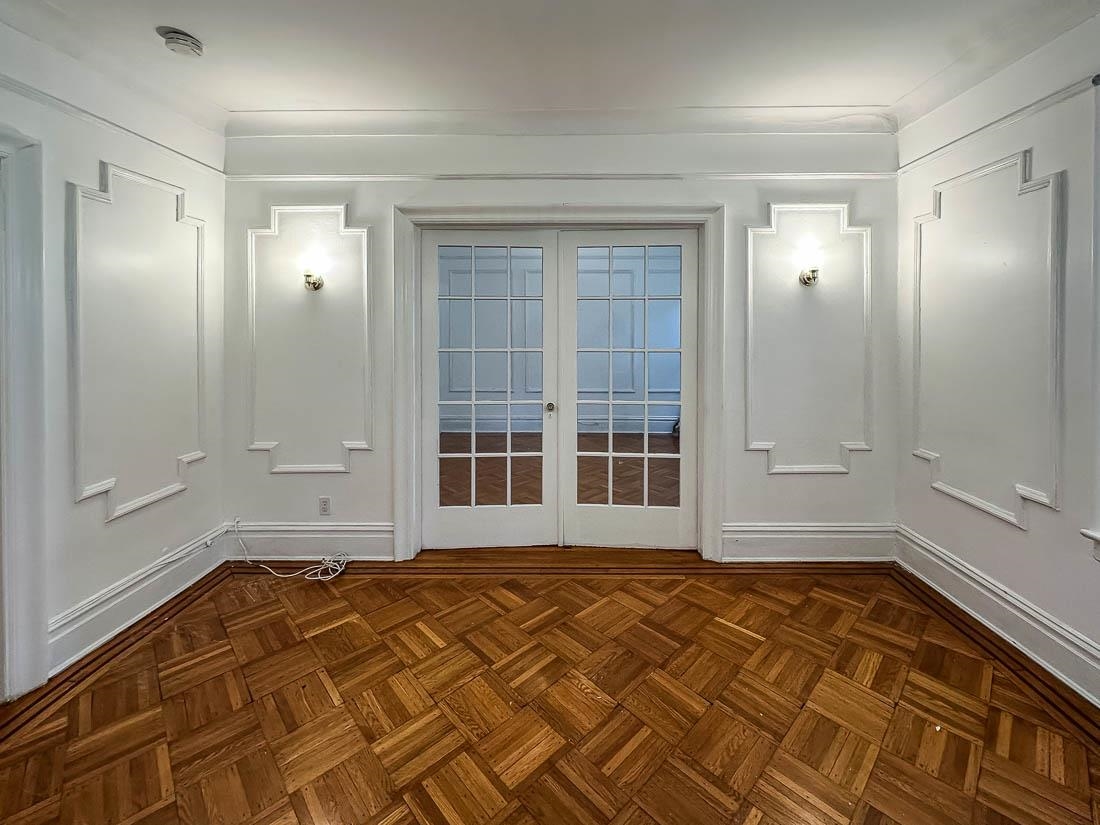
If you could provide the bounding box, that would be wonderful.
[910,150,1064,530]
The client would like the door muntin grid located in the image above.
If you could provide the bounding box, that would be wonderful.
[576,245,682,508]
[438,245,544,507]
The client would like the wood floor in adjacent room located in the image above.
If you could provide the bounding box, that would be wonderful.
[2,551,1098,825]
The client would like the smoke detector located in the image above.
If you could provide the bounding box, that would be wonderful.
[156,26,203,57]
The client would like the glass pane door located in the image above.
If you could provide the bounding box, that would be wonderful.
[422,231,559,548]
[561,230,698,548]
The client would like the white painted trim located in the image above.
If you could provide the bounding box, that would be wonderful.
[230,521,395,536]
[1080,529,1100,562]
[47,524,226,674]
[0,133,47,699]
[393,206,725,561]
[67,162,208,522]
[246,205,374,473]
[697,209,727,561]
[224,105,898,139]
[393,208,420,561]
[911,151,1065,529]
[1087,81,1100,562]
[895,524,1100,706]
[227,521,395,561]
[0,69,224,176]
[745,204,873,474]
[899,76,1097,174]
[724,522,898,534]
[226,172,899,183]
[721,523,896,562]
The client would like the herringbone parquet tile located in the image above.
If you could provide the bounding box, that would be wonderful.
[2,563,1098,825]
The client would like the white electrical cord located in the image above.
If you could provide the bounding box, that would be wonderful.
[233,518,349,581]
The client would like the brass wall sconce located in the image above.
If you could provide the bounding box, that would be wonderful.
[303,269,324,291]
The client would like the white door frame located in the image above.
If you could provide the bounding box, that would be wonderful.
[393,205,726,561]
[0,129,47,699]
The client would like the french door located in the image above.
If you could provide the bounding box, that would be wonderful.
[421,228,697,549]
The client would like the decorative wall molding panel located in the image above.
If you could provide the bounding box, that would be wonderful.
[247,205,372,473]
[67,163,206,522]
[745,203,872,474]
[912,151,1064,529]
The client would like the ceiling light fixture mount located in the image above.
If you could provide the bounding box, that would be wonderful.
[156,26,203,57]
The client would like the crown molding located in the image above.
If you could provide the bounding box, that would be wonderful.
[0,70,225,176]
[899,75,1096,174]
[225,106,898,139]
[225,171,898,183]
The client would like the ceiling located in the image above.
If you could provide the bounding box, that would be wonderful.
[0,0,1096,135]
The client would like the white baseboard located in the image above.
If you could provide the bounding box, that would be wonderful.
[225,521,396,561]
[47,524,227,674]
[721,523,897,562]
[895,524,1100,707]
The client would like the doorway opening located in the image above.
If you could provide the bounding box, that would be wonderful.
[420,228,698,550]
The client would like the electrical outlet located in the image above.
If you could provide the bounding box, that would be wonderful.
[318,496,332,516]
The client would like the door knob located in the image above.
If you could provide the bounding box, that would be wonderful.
[545,402,556,412]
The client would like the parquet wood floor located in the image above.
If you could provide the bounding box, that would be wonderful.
[3,563,1098,825]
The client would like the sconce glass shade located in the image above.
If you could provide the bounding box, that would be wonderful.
[299,247,330,291]
[793,238,823,286]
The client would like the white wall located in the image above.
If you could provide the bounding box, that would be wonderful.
[223,134,899,562]
[896,48,1100,698]
[0,21,226,676]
